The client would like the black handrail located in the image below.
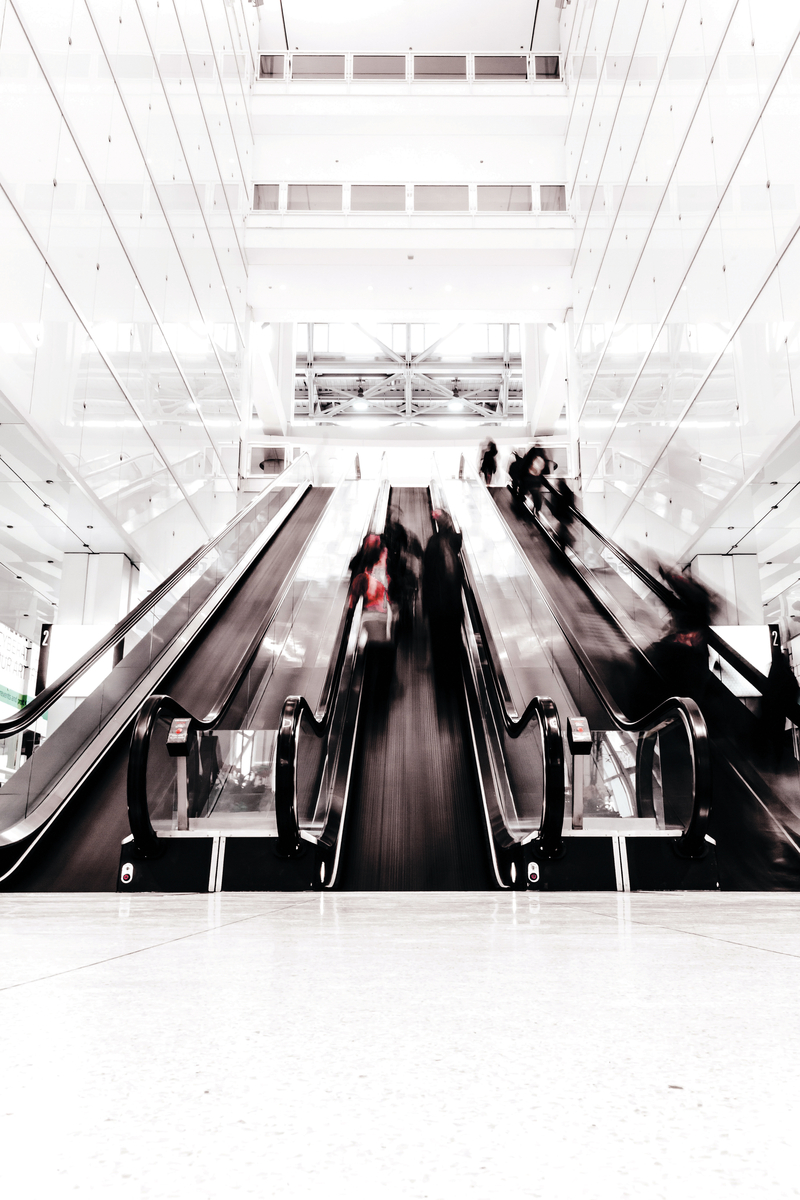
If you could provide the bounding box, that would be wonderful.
[125,494,336,855]
[430,476,566,857]
[127,694,215,858]
[455,464,712,858]
[128,472,386,858]
[273,477,391,856]
[459,552,565,858]
[274,600,361,857]
[537,474,800,726]
[0,457,312,739]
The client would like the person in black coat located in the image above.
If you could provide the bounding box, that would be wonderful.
[479,440,498,485]
[509,446,552,511]
[758,651,798,772]
[547,478,576,549]
[423,511,464,685]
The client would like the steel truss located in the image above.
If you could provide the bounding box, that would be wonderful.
[295,323,523,424]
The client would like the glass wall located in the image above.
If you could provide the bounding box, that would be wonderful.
[0,0,256,608]
[568,0,800,588]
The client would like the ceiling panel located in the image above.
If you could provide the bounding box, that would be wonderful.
[258,0,559,55]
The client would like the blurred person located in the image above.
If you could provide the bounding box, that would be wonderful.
[350,533,391,616]
[649,564,719,701]
[758,649,799,772]
[348,530,383,578]
[350,532,396,694]
[384,507,423,638]
[509,446,554,513]
[547,478,576,550]
[479,440,498,486]
[423,511,464,687]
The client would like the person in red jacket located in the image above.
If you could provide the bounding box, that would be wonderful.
[350,534,396,700]
[350,534,390,614]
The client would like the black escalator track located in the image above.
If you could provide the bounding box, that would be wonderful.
[492,486,800,890]
[5,488,332,892]
[339,488,494,890]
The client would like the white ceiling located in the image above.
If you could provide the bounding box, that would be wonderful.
[257,0,561,55]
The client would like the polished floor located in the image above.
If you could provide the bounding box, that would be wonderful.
[1,892,798,1198]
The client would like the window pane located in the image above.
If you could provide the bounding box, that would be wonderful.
[540,185,567,211]
[353,56,405,79]
[291,55,345,80]
[253,184,279,211]
[477,185,532,212]
[612,184,666,212]
[351,185,406,212]
[414,185,469,211]
[475,56,528,80]
[287,185,342,211]
[534,56,561,80]
[572,55,596,79]
[677,185,717,212]
[413,56,467,80]
[259,55,285,79]
[605,55,658,81]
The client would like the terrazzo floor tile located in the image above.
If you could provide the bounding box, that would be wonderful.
[1,892,798,1198]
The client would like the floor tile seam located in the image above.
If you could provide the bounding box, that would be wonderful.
[583,906,800,961]
[0,897,314,995]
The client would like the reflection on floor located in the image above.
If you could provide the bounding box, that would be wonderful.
[1,892,798,1197]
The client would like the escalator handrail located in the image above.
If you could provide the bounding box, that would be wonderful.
[453,464,712,858]
[274,600,363,857]
[273,473,391,856]
[1,454,314,739]
[126,495,337,856]
[128,472,386,857]
[536,473,800,725]
[462,579,566,858]
[430,473,565,856]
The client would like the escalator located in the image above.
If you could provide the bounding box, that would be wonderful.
[121,481,567,892]
[0,455,349,890]
[338,488,493,889]
[490,477,800,890]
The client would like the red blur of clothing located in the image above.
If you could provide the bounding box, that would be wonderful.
[351,547,390,613]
